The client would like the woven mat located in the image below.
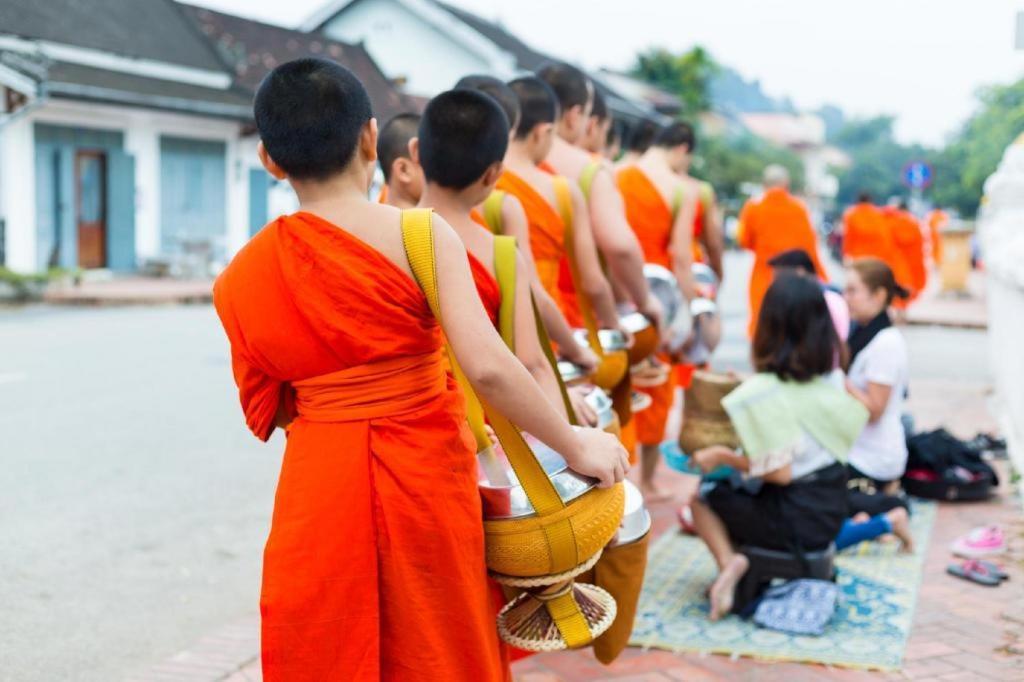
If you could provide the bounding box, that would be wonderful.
[628,501,936,670]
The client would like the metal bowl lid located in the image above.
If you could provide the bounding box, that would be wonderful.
[583,388,616,430]
[574,328,629,352]
[643,264,686,330]
[614,480,651,546]
[619,311,651,334]
[557,360,587,384]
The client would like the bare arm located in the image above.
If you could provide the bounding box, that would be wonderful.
[431,217,627,485]
[846,380,893,423]
[700,191,725,281]
[569,183,620,328]
[694,446,793,485]
[502,195,597,370]
[512,251,568,420]
[669,187,698,301]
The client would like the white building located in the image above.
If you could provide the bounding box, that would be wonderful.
[0,0,412,275]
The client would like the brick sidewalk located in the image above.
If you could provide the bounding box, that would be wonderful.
[906,271,987,330]
[133,381,1021,682]
[43,278,213,305]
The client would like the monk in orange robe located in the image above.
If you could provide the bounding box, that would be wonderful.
[495,76,620,335]
[884,203,926,303]
[926,208,948,266]
[842,193,892,262]
[737,164,826,337]
[454,74,600,375]
[376,112,423,208]
[214,58,627,681]
[617,122,700,501]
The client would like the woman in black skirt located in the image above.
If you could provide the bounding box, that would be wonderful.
[689,275,868,620]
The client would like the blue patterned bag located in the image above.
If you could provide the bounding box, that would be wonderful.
[752,579,838,636]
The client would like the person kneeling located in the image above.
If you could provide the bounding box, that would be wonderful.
[689,274,869,620]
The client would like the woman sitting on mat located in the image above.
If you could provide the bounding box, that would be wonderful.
[689,274,869,620]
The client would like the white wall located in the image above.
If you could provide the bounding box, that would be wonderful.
[321,0,513,96]
[0,114,36,272]
[3,99,252,272]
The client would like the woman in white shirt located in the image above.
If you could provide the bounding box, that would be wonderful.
[843,258,911,501]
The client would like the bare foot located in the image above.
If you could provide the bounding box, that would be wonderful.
[709,554,749,621]
[888,508,915,554]
[640,481,674,503]
[851,512,870,523]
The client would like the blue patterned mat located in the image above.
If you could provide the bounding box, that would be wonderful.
[629,501,936,670]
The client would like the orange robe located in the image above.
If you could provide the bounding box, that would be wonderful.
[926,209,948,265]
[213,212,508,682]
[842,202,892,262]
[881,207,920,306]
[495,170,565,306]
[615,165,677,446]
[738,188,826,337]
[890,209,927,300]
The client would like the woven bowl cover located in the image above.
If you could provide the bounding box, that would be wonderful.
[678,370,741,453]
[484,482,625,579]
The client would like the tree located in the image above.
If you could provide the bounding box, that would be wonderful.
[928,79,1024,217]
[694,132,805,210]
[832,116,926,208]
[632,47,718,115]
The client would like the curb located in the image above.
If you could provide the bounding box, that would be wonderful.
[905,317,988,331]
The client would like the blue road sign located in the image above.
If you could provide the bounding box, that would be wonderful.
[903,161,933,189]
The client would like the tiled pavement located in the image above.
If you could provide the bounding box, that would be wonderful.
[133,381,1021,681]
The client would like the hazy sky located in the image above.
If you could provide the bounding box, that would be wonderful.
[190,0,1024,146]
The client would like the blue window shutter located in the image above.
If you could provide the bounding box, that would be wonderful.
[106,150,136,272]
[57,147,76,270]
[249,168,270,237]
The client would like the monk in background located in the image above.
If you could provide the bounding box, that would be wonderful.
[842,193,891,263]
[376,112,422,208]
[498,76,623,333]
[537,61,664,332]
[926,207,948,265]
[616,117,660,170]
[213,57,627,681]
[672,122,724,281]
[617,123,699,501]
[737,164,826,337]
[888,201,927,301]
[455,74,600,374]
[580,88,614,159]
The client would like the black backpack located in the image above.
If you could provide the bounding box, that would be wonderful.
[903,429,998,501]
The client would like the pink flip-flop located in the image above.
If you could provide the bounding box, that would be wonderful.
[947,559,1002,587]
[677,504,696,535]
[951,525,1006,558]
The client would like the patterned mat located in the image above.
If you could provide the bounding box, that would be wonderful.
[629,501,936,670]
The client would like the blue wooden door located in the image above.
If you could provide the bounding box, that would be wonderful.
[248,168,270,237]
[159,137,226,257]
[106,150,136,271]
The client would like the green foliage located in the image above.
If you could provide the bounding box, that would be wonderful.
[694,132,805,211]
[928,80,1024,217]
[833,116,927,207]
[631,47,718,115]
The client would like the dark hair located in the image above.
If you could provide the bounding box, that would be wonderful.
[606,120,621,146]
[591,89,608,122]
[626,118,660,153]
[419,89,509,190]
[850,257,909,305]
[857,191,872,203]
[753,273,840,382]
[654,121,696,151]
[508,76,559,140]
[536,60,592,112]
[254,58,372,181]
[377,113,420,182]
[455,74,521,133]
[768,248,816,274]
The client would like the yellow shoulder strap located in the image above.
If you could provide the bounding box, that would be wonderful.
[671,184,686,222]
[578,161,602,202]
[698,180,714,208]
[493,235,517,352]
[482,190,506,234]
[552,176,603,357]
[399,208,565,516]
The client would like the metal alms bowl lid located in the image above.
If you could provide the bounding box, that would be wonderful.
[573,328,629,352]
[613,479,652,546]
[643,264,686,329]
[558,360,587,384]
[583,387,616,430]
[477,434,598,520]
[619,311,651,334]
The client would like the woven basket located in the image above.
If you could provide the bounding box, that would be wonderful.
[678,370,741,454]
[485,482,625,580]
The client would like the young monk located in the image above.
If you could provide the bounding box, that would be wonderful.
[213,58,628,681]
[415,87,568,417]
[498,75,622,333]
[670,122,724,281]
[617,122,700,501]
[454,74,600,375]
[885,201,927,302]
[737,164,827,337]
[580,88,613,157]
[536,61,663,331]
[376,112,423,208]
[616,117,660,169]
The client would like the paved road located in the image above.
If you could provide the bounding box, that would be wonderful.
[0,251,990,680]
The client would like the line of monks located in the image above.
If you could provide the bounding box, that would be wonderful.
[211,54,943,680]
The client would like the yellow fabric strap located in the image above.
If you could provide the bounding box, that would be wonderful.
[697,180,714,209]
[482,190,506,235]
[578,162,602,202]
[494,235,517,352]
[399,208,565,516]
[544,589,593,649]
[670,184,685,222]
[552,175,603,357]
[531,292,579,426]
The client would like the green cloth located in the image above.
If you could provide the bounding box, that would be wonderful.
[721,373,868,463]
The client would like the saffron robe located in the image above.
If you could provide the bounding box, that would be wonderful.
[495,170,566,306]
[213,212,508,682]
[737,188,826,337]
